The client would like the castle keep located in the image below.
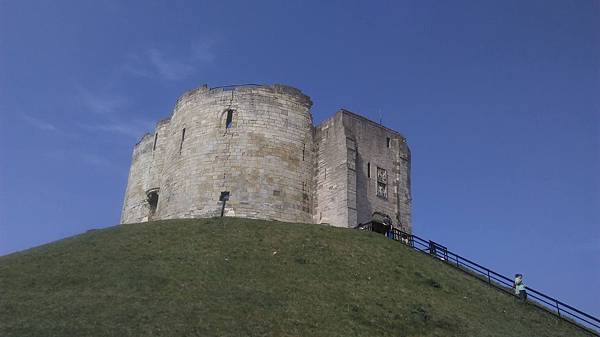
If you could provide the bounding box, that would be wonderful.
[121,84,412,231]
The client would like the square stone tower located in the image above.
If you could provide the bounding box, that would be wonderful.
[313,109,411,232]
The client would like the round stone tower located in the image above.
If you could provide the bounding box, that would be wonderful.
[120,84,315,224]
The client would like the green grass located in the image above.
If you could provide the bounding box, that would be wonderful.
[0,217,594,337]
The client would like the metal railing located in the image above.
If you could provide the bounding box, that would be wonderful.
[211,83,263,91]
[360,223,600,336]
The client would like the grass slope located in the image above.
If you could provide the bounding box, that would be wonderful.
[0,218,593,337]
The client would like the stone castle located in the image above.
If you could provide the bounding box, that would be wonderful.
[121,84,412,231]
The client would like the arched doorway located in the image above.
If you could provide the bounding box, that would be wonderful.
[146,188,159,221]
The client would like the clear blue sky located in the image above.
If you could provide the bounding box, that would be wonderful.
[1,0,598,316]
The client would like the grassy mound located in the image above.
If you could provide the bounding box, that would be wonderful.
[0,218,592,337]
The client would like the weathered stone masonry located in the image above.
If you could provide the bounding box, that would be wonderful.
[121,84,411,232]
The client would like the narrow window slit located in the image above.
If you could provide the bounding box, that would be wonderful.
[302,143,305,161]
[386,137,391,148]
[225,109,234,129]
[179,128,186,154]
[153,133,158,151]
[367,162,371,178]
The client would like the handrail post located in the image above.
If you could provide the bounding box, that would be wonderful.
[487,270,491,284]
[556,300,561,317]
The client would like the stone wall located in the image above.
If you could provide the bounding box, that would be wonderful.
[121,84,411,232]
[121,84,314,224]
[120,133,154,223]
[340,110,412,231]
[313,113,351,227]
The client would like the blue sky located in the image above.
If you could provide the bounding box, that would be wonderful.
[1,0,598,316]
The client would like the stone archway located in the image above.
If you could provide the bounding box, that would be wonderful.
[146,188,159,221]
[370,212,392,234]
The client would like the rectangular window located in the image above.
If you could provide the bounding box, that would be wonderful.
[377,182,387,198]
[376,167,388,199]
[179,128,186,154]
[386,137,391,148]
[226,109,234,129]
[153,133,158,151]
[367,162,371,178]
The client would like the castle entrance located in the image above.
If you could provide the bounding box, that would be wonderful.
[370,212,392,234]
